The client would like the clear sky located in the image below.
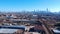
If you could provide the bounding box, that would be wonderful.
[0,0,60,12]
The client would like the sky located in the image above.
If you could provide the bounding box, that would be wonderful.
[0,0,60,12]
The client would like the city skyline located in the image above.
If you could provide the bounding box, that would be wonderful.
[0,0,60,12]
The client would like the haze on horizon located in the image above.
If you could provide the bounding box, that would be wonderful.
[0,0,60,12]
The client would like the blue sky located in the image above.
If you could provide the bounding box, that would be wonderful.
[0,0,60,12]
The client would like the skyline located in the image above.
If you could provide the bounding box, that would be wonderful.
[0,0,60,12]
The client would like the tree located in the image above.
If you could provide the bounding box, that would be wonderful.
[54,23,60,27]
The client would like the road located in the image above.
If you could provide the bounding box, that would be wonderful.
[39,19,53,34]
